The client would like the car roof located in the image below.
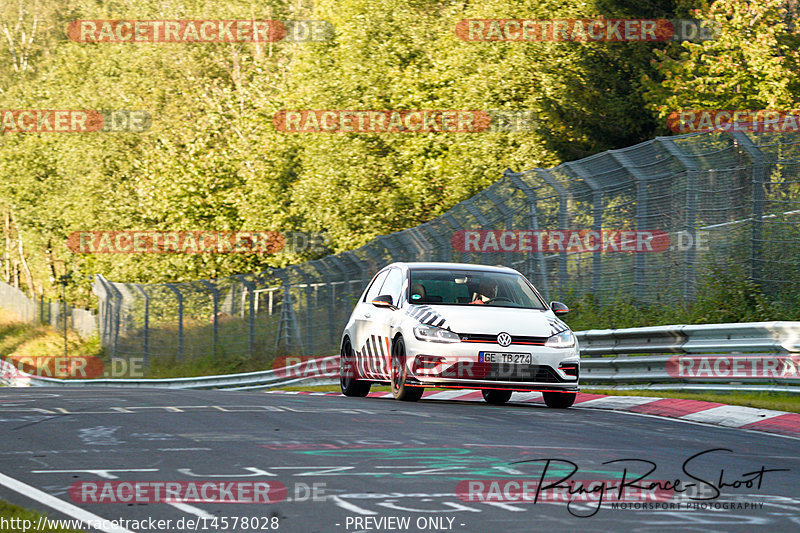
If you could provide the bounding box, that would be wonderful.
[386,262,517,273]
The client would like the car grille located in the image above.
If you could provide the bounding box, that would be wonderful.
[439,362,564,383]
[458,333,548,346]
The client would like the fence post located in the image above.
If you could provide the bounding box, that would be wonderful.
[200,280,219,358]
[536,169,569,294]
[656,137,700,300]
[609,150,650,302]
[441,213,463,264]
[309,262,336,350]
[421,223,451,262]
[724,130,766,285]
[566,161,604,298]
[133,284,149,366]
[504,169,550,299]
[234,275,255,359]
[484,188,516,268]
[324,256,351,348]
[165,284,184,360]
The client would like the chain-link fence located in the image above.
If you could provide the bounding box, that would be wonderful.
[0,280,98,338]
[92,127,800,367]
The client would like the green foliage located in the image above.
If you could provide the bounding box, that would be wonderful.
[0,0,698,298]
[564,262,789,331]
[644,0,800,120]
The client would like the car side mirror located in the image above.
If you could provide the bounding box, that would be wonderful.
[550,301,569,316]
[372,294,396,309]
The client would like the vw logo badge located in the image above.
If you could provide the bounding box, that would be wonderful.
[497,332,512,347]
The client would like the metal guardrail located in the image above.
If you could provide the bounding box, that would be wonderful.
[1,356,339,390]
[576,322,800,356]
[578,321,800,393]
[2,322,799,394]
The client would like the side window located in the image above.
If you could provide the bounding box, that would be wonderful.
[362,270,389,303]
[380,268,404,306]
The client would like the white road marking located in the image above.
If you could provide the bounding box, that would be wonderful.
[577,395,662,409]
[0,470,133,532]
[681,405,787,427]
[423,390,473,400]
[31,469,158,479]
[168,502,216,519]
[329,495,378,515]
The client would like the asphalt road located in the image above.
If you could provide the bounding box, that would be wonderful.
[0,387,799,533]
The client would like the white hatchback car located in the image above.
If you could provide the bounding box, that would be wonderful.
[339,262,580,407]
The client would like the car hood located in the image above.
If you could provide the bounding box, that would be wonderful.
[404,304,568,337]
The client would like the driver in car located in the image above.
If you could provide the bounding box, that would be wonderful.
[469,278,498,304]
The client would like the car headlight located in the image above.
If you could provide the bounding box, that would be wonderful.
[413,324,460,343]
[545,330,575,348]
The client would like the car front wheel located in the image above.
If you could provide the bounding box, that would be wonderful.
[482,389,512,405]
[390,337,423,401]
[543,391,576,408]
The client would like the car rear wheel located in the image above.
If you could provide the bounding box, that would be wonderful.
[390,338,423,401]
[340,339,371,397]
[482,389,512,405]
[543,391,576,408]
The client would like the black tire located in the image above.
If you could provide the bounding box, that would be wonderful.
[390,337,423,401]
[543,391,576,408]
[340,339,371,397]
[482,389,513,405]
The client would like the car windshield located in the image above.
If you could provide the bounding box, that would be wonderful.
[408,269,547,309]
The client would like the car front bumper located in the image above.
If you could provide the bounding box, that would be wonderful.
[402,335,580,392]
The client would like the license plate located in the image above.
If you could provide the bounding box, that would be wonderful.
[479,352,532,364]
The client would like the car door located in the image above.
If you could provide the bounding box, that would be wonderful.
[363,267,404,380]
[353,268,390,378]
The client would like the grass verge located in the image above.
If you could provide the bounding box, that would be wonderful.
[0,500,85,532]
[0,310,103,363]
